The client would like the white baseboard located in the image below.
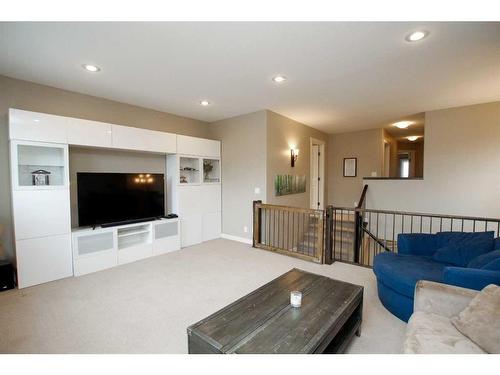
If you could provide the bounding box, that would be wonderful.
[220,233,253,245]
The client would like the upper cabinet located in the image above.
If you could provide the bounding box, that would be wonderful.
[8,109,220,158]
[9,109,68,143]
[111,124,176,153]
[177,135,220,158]
[67,118,112,148]
[10,140,69,190]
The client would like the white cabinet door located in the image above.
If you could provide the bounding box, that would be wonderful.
[177,185,202,216]
[10,140,69,190]
[12,190,71,240]
[177,135,220,157]
[67,118,112,147]
[111,124,176,153]
[200,184,221,214]
[16,234,73,288]
[118,244,153,265]
[203,211,221,241]
[9,109,68,143]
[181,215,203,247]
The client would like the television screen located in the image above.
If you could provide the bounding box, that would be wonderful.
[77,172,165,227]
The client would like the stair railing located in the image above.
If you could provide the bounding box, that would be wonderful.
[253,200,326,263]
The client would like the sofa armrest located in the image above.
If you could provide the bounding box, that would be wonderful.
[443,267,500,290]
[413,280,478,318]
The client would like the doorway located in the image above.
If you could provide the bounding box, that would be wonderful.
[310,138,325,210]
[383,141,391,177]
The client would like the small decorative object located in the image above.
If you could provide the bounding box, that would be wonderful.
[290,291,302,308]
[31,169,51,186]
[290,148,299,167]
[203,160,214,181]
[180,175,188,184]
[275,174,306,196]
[343,157,357,177]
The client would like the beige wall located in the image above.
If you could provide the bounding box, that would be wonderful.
[0,75,210,260]
[365,101,500,217]
[266,111,328,208]
[327,128,383,207]
[208,110,328,240]
[383,129,399,178]
[208,111,268,240]
[69,147,166,227]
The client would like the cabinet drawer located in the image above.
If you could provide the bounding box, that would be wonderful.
[153,236,181,256]
[118,243,152,265]
[177,135,220,157]
[9,109,68,143]
[112,124,176,153]
[67,118,112,147]
[74,250,117,276]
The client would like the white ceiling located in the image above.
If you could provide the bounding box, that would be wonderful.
[1,22,500,134]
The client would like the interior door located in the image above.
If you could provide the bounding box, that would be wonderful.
[311,144,320,209]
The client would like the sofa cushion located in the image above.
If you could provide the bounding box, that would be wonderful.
[404,311,486,354]
[374,252,449,298]
[468,249,500,269]
[482,257,500,271]
[432,231,495,267]
[450,284,500,353]
[495,237,500,250]
[397,233,442,257]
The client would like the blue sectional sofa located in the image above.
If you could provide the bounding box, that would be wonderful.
[373,231,500,322]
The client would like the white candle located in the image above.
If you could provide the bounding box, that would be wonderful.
[290,291,302,307]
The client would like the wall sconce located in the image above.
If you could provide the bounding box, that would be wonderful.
[290,148,299,167]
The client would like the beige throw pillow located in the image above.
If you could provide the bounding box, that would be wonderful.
[450,284,500,353]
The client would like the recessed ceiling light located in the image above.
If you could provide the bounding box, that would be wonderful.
[82,64,101,72]
[200,100,210,106]
[405,30,429,42]
[33,119,40,122]
[393,121,413,129]
[272,75,287,83]
[407,136,419,142]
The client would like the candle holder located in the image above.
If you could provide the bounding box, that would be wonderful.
[290,291,302,308]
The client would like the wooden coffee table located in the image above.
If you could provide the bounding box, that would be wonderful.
[187,268,363,354]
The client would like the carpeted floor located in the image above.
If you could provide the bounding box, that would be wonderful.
[0,238,406,353]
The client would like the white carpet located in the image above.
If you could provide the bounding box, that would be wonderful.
[0,238,406,353]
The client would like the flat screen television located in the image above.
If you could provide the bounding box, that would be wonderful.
[77,172,165,227]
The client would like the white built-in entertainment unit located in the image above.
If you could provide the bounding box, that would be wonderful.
[8,108,221,288]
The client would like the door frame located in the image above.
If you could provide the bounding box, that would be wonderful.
[310,137,326,210]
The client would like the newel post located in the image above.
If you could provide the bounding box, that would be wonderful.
[324,205,334,264]
[253,200,262,248]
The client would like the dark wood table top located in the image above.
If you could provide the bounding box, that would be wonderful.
[188,268,363,353]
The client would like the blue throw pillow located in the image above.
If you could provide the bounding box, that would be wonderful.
[482,257,500,271]
[432,231,495,267]
[397,233,442,256]
[468,249,500,269]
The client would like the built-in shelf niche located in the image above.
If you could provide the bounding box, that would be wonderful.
[17,144,65,187]
[117,223,152,250]
[203,158,220,183]
[179,156,201,184]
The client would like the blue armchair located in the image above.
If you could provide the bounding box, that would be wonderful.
[373,232,500,322]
